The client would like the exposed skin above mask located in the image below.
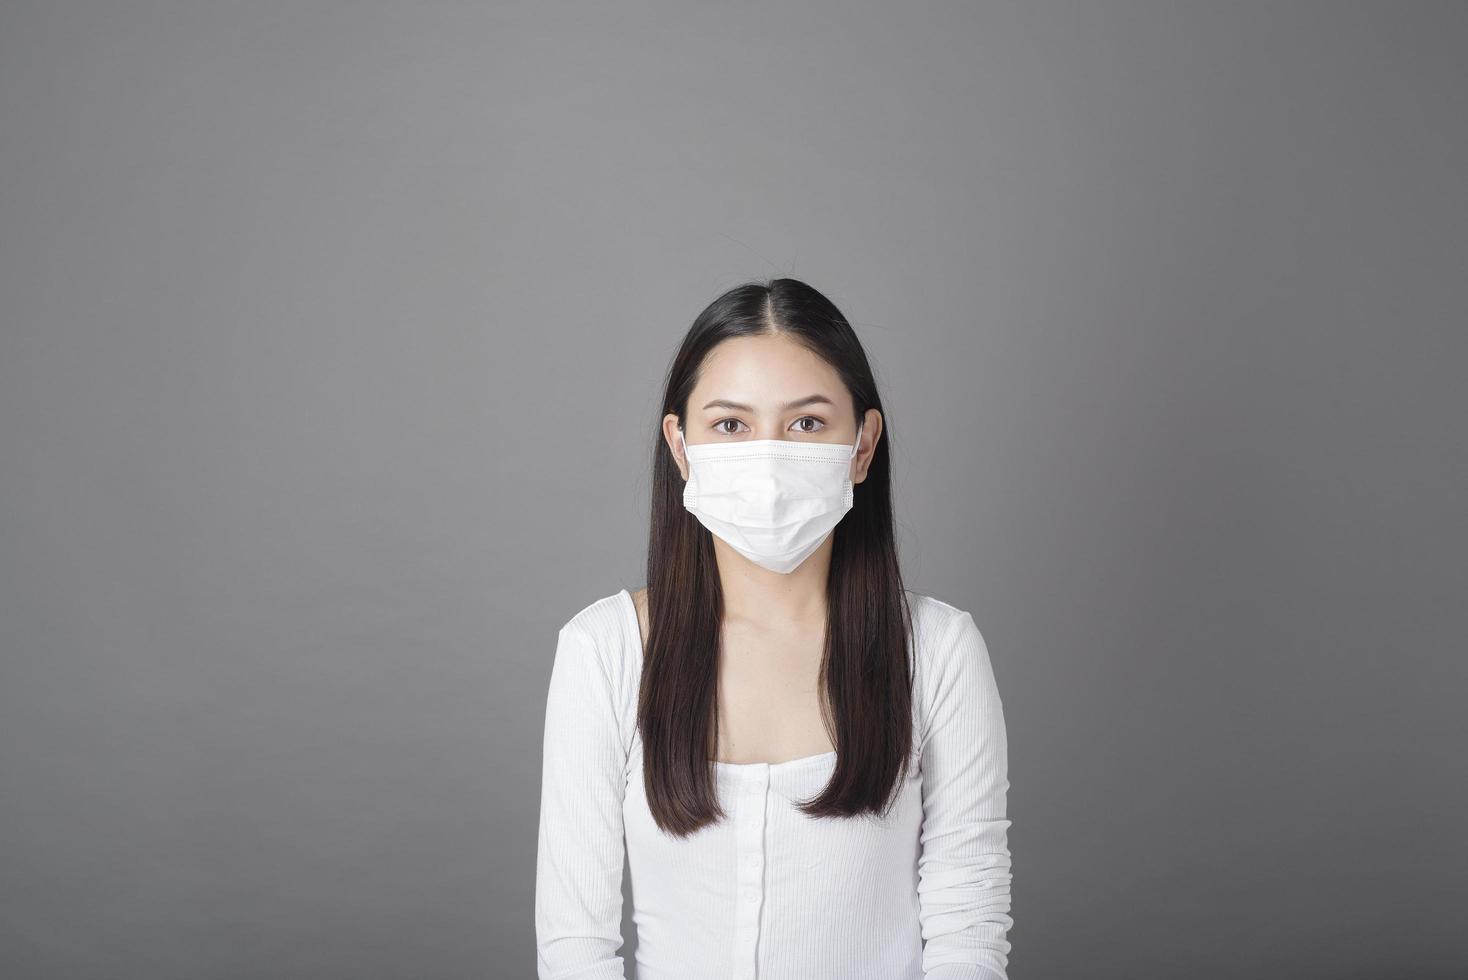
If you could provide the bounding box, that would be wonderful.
[662,331,878,478]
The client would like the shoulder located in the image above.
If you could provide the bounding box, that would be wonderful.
[559,587,636,644]
[552,587,642,731]
[905,590,986,660]
[898,589,1004,751]
[904,589,998,695]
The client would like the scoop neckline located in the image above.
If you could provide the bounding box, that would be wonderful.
[616,588,839,772]
[712,749,838,770]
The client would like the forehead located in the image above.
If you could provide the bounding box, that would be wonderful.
[690,334,846,409]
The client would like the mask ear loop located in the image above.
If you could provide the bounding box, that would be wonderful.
[842,419,864,510]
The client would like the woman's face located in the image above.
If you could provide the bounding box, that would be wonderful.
[663,332,879,484]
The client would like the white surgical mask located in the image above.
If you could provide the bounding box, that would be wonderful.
[677,420,864,575]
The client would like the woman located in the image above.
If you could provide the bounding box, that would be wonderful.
[535,278,1013,980]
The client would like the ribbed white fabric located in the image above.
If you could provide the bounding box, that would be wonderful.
[535,588,1013,980]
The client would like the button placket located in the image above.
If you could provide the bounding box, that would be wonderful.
[732,764,769,979]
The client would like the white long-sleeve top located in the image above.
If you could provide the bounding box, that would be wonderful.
[534,588,1013,980]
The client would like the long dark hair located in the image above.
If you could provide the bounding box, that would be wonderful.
[638,278,915,837]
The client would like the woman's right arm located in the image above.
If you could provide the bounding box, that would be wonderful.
[534,620,629,979]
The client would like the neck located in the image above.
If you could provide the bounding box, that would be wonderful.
[713,539,832,627]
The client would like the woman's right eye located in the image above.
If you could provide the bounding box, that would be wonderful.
[715,419,745,434]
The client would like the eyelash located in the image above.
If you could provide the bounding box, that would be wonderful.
[713,416,826,435]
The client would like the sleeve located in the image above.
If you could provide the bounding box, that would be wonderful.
[534,621,630,979]
[916,610,1015,980]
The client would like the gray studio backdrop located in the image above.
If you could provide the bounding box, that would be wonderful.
[1,2,1464,978]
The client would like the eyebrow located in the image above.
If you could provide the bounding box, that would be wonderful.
[700,394,836,413]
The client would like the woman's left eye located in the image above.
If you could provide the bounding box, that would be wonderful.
[791,416,825,433]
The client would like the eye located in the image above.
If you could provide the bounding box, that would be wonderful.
[713,418,748,435]
[791,416,826,433]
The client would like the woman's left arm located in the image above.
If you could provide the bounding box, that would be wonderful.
[916,609,1014,980]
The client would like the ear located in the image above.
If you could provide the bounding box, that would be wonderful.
[662,413,688,480]
[852,409,881,485]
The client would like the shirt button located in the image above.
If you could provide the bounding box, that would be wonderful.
[745,854,760,867]
[744,887,758,903]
